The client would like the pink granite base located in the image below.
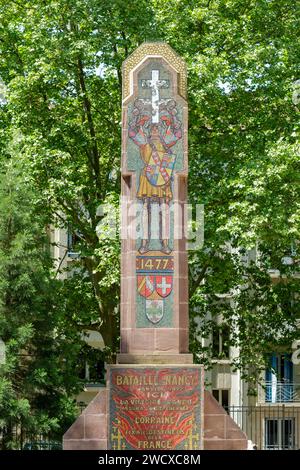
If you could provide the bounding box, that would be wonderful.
[63,388,247,450]
[203,391,247,450]
[63,389,107,450]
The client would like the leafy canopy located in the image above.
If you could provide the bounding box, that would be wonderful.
[0,0,299,389]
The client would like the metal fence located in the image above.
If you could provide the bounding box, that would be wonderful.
[0,425,62,450]
[226,405,300,450]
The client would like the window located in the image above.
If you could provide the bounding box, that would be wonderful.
[212,324,230,359]
[78,358,105,384]
[265,353,294,403]
[67,225,81,258]
[265,418,295,450]
[88,360,105,383]
[212,389,229,410]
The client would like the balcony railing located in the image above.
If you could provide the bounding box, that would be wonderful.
[258,382,300,403]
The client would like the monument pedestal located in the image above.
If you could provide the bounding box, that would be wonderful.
[63,386,247,450]
[63,389,108,450]
[107,365,204,450]
[64,360,247,451]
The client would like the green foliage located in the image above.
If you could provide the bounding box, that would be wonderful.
[154,0,300,388]
[0,0,299,392]
[0,158,83,448]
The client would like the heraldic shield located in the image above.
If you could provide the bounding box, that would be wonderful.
[155,275,172,298]
[137,275,155,298]
[137,275,173,299]
[146,299,164,324]
[145,149,176,187]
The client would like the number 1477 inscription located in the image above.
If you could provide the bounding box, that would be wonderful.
[136,257,174,272]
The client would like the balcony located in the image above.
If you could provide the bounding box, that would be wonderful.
[258,382,300,404]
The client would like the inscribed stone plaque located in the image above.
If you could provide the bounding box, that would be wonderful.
[108,366,203,450]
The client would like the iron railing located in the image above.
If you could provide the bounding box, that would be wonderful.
[0,425,62,450]
[226,405,300,450]
[258,382,300,403]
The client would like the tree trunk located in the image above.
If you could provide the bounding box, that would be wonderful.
[99,311,119,364]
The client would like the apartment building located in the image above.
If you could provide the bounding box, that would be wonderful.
[205,253,300,450]
[50,225,106,408]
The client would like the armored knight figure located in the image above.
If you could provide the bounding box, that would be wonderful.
[128,99,182,254]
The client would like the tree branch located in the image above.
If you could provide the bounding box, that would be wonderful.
[76,58,102,197]
[121,31,129,57]
[190,262,210,296]
[112,43,122,90]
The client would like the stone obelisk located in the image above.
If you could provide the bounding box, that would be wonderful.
[108,42,204,451]
[119,42,191,362]
[63,43,248,451]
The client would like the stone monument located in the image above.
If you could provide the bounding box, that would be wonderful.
[63,42,247,451]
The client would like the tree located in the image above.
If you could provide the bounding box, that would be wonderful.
[153,0,300,389]
[0,0,298,387]
[0,155,83,449]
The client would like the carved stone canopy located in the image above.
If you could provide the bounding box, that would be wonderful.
[122,42,187,101]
